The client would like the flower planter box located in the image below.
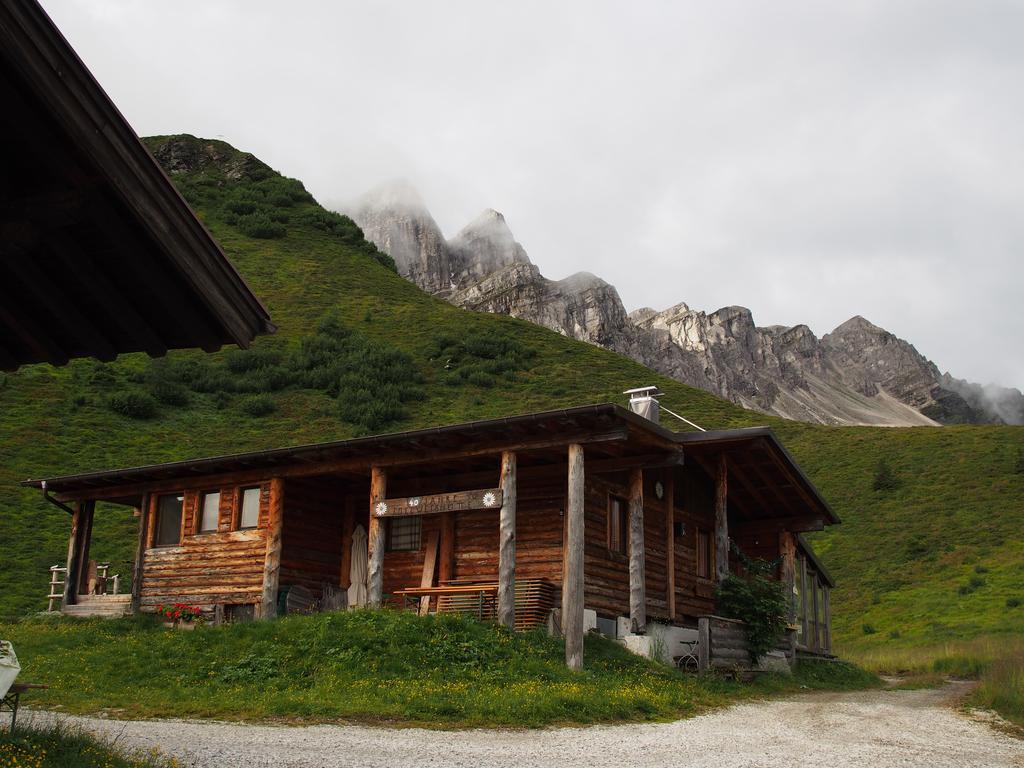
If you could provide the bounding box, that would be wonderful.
[161,620,197,631]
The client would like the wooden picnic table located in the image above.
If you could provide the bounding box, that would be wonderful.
[394,584,498,619]
[2,683,49,732]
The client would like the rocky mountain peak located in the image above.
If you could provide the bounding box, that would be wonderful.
[448,208,531,283]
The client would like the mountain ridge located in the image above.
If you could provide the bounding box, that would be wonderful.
[347,182,1023,427]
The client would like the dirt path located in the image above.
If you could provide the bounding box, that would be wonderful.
[24,684,1024,767]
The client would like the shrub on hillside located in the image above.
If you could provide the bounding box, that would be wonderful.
[428,327,537,389]
[236,211,286,239]
[1007,597,1021,608]
[148,379,189,407]
[862,624,877,635]
[1015,448,1024,474]
[107,391,158,419]
[872,458,901,491]
[239,395,276,417]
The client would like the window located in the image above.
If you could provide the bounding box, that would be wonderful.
[607,495,628,555]
[239,487,260,529]
[199,491,220,533]
[155,494,183,547]
[388,516,421,551]
[696,528,712,579]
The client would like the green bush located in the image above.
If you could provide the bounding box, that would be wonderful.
[872,458,901,491]
[1007,597,1022,608]
[239,395,276,417]
[862,624,877,635]
[714,548,787,663]
[148,379,189,407]
[107,391,158,419]
[237,211,286,239]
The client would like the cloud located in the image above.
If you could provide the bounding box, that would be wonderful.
[41,0,1024,387]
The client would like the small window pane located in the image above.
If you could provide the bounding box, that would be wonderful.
[199,492,220,533]
[155,495,183,547]
[388,516,421,551]
[240,487,260,529]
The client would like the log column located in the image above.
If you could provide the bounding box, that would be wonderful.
[714,454,729,582]
[664,472,676,621]
[497,451,517,630]
[259,478,285,619]
[563,443,585,670]
[628,468,646,633]
[63,502,85,607]
[130,494,150,614]
[367,467,387,607]
[779,531,798,624]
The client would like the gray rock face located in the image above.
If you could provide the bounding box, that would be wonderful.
[344,184,1017,426]
[347,181,452,293]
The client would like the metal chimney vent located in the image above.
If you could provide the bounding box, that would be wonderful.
[624,386,663,424]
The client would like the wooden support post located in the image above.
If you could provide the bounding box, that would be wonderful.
[63,502,83,608]
[799,554,808,644]
[497,451,517,630]
[697,616,710,672]
[714,453,729,582]
[823,586,832,653]
[439,511,455,584]
[259,478,285,619]
[130,495,148,614]
[76,502,95,595]
[665,472,676,621]
[563,443,585,670]
[779,531,797,625]
[367,467,387,607]
[628,467,646,634]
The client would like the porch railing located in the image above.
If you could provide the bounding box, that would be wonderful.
[46,562,120,612]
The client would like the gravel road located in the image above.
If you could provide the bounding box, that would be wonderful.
[23,684,1024,767]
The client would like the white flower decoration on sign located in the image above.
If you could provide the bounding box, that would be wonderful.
[409,497,421,508]
[374,502,388,517]
[482,492,497,508]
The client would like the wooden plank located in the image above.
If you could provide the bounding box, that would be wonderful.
[563,443,585,670]
[715,454,729,582]
[374,488,502,518]
[367,467,387,607]
[497,451,517,629]
[665,472,676,620]
[418,529,440,615]
[258,477,285,619]
[698,616,710,671]
[628,467,646,633]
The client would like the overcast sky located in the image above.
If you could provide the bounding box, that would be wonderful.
[43,1,1024,388]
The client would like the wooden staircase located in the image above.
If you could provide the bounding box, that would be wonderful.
[62,594,132,619]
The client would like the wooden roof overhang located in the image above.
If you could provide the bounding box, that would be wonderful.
[675,427,840,533]
[23,404,686,506]
[0,0,275,371]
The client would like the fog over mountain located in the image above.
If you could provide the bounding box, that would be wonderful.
[40,0,1024,390]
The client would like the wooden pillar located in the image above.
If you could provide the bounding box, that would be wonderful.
[563,443,585,670]
[628,468,646,633]
[697,616,710,672]
[779,531,797,624]
[130,494,149,614]
[665,472,676,621]
[439,511,455,584]
[367,467,387,607]
[76,501,95,594]
[799,554,808,644]
[497,451,517,630]
[259,478,285,619]
[63,502,83,607]
[714,453,729,582]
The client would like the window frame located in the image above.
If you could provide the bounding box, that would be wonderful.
[607,494,628,556]
[198,490,221,534]
[387,515,422,552]
[238,486,261,530]
[153,493,184,548]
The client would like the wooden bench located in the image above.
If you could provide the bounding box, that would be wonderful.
[395,578,556,630]
[2,683,49,732]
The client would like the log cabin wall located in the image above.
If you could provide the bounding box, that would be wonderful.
[139,480,272,611]
[673,464,718,621]
[583,474,630,618]
[279,477,348,599]
[642,472,669,621]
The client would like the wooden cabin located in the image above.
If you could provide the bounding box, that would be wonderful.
[27,402,839,668]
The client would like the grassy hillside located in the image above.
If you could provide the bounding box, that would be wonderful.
[1,134,1021,673]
